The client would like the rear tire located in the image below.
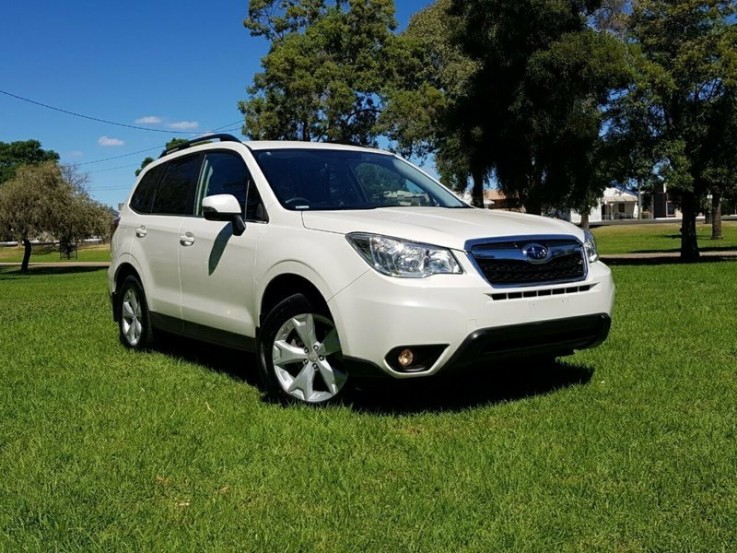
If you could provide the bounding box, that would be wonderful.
[117,275,154,350]
[257,294,347,405]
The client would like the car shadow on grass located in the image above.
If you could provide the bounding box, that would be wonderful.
[152,333,262,389]
[342,360,594,415]
[0,265,108,278]
[152,332,594,413]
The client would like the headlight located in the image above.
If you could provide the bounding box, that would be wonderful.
[583,230,599,263]
[346,233,462,278]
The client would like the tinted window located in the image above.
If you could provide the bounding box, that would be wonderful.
[353,163,434,206]
[245,181,267,222]
[130,164,165,214]
[199,152,267,222]
[253,149,465,211]
[151,155,201,215]
[198,152,248,214]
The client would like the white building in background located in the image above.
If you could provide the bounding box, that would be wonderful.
[569,187,640,224]
[482,186,684,223]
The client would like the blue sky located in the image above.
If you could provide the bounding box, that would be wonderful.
[0,0,433,209]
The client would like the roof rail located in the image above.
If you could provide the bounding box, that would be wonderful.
[159,133,241,158]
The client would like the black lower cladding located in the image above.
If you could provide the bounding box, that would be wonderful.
[445,313,611,370]
[343,313,612,378]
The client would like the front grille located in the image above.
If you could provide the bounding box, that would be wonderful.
[469,237,586,287]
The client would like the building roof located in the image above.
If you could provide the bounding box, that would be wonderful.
[603,187,638,202]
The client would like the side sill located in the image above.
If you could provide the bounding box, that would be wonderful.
[150,313,256,352]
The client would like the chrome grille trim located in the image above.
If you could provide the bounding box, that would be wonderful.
[466,235,587,287]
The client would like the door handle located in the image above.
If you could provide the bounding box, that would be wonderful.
[135,226,147,238]
[180,232,195,247]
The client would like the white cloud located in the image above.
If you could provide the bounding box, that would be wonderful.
[135,115,162,125]
[98,136,125,147]
[168,120,199,131]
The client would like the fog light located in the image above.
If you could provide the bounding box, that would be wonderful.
[386,345,447,373]
[397,348,415,368]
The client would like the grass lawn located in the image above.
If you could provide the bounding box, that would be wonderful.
[1,254,736,550]
[0,243,111,263]
[592,221,737,255]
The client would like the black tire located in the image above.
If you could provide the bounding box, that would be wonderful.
[257,293,347,405]
[117,275,154,350]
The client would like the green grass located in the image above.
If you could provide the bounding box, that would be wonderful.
[592,221,737,255]
[1,261,736,551]
[0,243,111,263]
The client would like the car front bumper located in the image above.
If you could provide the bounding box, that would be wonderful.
[328,259,615,379]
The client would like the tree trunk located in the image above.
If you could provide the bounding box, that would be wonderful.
[711,192,723,240]
[679,191,700,262]
[471,167,484,208]
[580,212,590,230]
[524,198,543,215]
[21,237,32,273]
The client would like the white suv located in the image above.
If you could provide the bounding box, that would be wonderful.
[109,134,614,404]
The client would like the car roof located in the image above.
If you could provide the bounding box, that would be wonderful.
[243,140,389,154]
[157,133,393,160]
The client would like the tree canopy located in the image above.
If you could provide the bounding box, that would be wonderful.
[380,0,482,200]
[0,140,59,184]
[445,0,632,214]
[239,0,398,145]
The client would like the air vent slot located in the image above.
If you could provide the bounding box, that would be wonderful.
[490,284,593,301]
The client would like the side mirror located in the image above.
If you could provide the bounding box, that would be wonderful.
[202,194,246,236]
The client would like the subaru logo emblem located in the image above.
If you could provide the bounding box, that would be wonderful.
[522,243,550,263]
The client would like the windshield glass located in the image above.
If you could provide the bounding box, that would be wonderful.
[252,149,467,210]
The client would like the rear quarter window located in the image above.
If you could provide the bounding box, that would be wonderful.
[130,164,165,214]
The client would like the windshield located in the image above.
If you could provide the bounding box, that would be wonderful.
[252,149,467,210]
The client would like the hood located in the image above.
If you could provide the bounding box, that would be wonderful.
[301,207,583,250]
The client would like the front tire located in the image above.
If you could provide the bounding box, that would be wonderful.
[257,294,347,404]
[117,275,153,350]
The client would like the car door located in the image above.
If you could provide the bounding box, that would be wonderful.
[126,155,201,321]
[178,150,266,341]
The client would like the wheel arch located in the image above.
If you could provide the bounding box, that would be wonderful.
[259,273,331,328]
[111,263,143,322]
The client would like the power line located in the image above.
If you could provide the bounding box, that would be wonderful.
[75,146,161,166]
[86,163,140,174]
[71,121,244,166]
[210,120,243,132]
[84,127,245,176]
[88,184,134,191]
[0,88,196,134]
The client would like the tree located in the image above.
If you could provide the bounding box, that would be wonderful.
[447,0,632,215]
[380,0,485,202]
[618,0,737,261]
[239,0,398,146]
[0,140,59,184]
[593,0,631,35]
[701,88,737,240]
[0,162,111,273]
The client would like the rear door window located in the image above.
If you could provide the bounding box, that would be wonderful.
[151,154,202,215]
